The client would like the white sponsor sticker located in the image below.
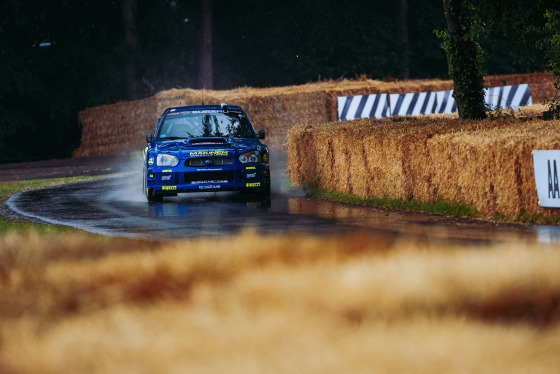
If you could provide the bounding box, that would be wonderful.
[199,185,221,189]
[532,150,560,207]
[193,180,228,184]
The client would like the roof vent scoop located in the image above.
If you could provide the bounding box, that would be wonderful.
[221,103,228,112]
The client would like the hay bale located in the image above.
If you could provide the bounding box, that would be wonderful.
[484,72,556,103]
[73,97,158,157]
[287,113,560,220]
[75,73,557,157]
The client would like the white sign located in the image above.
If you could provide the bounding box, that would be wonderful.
[532,150,560,207]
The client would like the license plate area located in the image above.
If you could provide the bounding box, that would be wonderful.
[184,171,234,184]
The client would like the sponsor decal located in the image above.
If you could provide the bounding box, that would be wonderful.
[148,157,154,165]
[246,173,256,178]
[246,166,256,170]
[149,174,153,178]
[197,168,223,172]
[162,169,172,173]
[532,150,560,207]
[549,160,560,199]
[189,150,228,157]
[170,110,226,115]
[246,183,261,188]
[199,185,221,189]
[162,186,177,190]
[193,180,228,184]
[161,175,171,181]
[189,110,221,114]
[262,153,269,162]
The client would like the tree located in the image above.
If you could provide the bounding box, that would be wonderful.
[122,0,139,100]
[437,0,486,120]
[198,0,213,89]
[541,10,560,118]
[397,0,410,79]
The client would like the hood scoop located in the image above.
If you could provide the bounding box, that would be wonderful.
[186,137,229,146]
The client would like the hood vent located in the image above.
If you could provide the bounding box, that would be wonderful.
[187,137,228,146]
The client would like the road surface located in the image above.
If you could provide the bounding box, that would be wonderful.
[7,172,559,244]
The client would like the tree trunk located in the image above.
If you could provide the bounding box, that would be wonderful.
[397,0,410,79]
[122,0,139,100]
[441,0,486,119]
[198,0,213,90]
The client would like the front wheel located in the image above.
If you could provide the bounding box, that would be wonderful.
[257,183,271,197]
[144,169,163,202]
[146,187,163,202]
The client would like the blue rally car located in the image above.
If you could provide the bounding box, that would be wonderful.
[143,103,270,202]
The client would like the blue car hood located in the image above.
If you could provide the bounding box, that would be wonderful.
[154,138,260,156]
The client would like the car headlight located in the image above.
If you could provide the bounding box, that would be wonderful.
[239,151,260,164]
[157,153,179,167]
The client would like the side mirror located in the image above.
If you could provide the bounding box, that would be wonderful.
[146,133,154,143]
[258,130,265,140]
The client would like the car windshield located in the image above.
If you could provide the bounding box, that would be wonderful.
[157,111,256,140]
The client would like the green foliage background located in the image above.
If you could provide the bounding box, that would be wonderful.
[436,0,487,119]
[0,0,554,162]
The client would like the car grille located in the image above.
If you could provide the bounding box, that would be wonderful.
[185,157,233,167]
[184,171,235,183]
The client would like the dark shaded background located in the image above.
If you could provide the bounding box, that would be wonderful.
[0,0,552,162]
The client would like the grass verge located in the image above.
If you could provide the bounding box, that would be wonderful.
[307,186,560,224]
[305,186,478,218]
[0,176,106,233]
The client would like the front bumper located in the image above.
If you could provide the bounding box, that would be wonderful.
[146,163,270,195]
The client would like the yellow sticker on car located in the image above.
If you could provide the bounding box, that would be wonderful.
[246,166,256,170]
[162,186,177,190]
[246,183,261,188]
[189,150,228,157]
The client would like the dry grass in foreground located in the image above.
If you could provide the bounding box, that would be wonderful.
[1,230,560,373]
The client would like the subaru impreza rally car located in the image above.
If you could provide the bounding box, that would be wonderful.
[143,104,270,202]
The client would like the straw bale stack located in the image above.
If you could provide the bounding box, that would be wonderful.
[74,97,157,157]
[73,72,556,157]
[484,72,556,103]
[287,115,560,219]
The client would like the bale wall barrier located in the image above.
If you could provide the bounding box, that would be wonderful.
[287,116,560,219]
[73,72,555,157]
[337,84,533,120]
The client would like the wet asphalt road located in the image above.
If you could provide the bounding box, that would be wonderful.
[7,173,560,244]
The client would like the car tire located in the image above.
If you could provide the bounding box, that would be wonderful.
[258,183,271,197]
[144,169,163,202]
[146,188,163,202]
